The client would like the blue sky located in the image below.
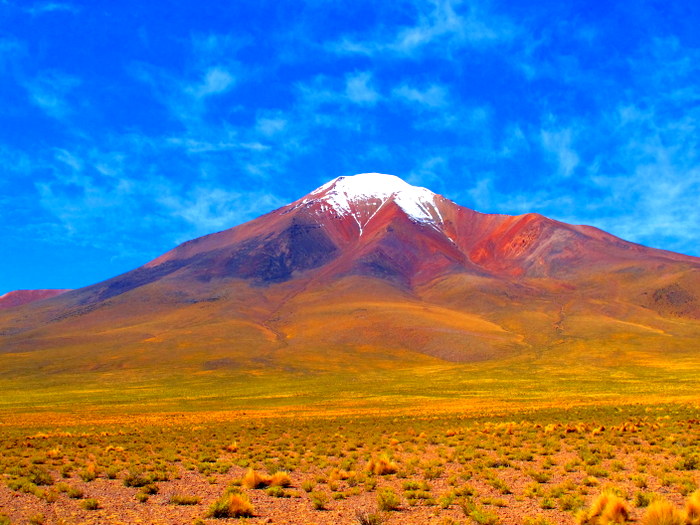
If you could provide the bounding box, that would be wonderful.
[1,1,699,293]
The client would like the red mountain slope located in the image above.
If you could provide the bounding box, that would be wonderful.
[0,289,70,310]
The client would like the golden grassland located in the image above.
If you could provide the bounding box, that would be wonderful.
[1,402,700,525]
[1,356,700,525]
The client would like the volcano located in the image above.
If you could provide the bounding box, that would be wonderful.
[1,173,699,377]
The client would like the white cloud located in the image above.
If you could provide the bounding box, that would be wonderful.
[329,0,517,57]
[345,71,379,105]
[54,148,83,171]
[190,67,236,98]
[393,83,448,108]
[256,113,288,136]
[157,186,286,240]
[26,2,78,15]
[415,105,491,134]
[22,71,80,120]
[499,124,530,158]
[407,155,449,190]
[540,126,579,178]
[21,139,290,256]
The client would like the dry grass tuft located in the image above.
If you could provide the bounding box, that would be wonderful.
[207,493,254,518]
[240,468,289,489]
[602,498,630,523]
[577,490,630,524]
[269,471,292,487]
[640,499,684,525]
[367,456,397,476]
[242,468,271,489]
[686,490,700,525]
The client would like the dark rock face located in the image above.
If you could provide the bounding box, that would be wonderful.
[354,248,412,287]
[66,220,340,305]
[86,259,191,303]
[222,220,339,284]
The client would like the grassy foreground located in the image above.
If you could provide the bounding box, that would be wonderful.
[2,354,700,414]
[1,358,700,524]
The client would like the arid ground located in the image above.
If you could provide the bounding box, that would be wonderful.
[1,363,700,525]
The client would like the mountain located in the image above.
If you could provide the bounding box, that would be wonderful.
[1,173,699,381]
[0,289,70,310]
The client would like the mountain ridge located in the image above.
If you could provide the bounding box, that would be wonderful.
[0,289,71,310]
[0,173,698,375]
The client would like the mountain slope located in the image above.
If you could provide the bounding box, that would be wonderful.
[0,289,70,310]
[0,173,698,382]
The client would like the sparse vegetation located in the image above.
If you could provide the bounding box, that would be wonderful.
[377,487,401,511]
[81,498,100,510]
[577,490,630,524]
[367,456,398,475]
[1,402,700,523]
[640,498,685,525]
[170,494,200,505]
[207,492,254,518]
[310,490,329,510]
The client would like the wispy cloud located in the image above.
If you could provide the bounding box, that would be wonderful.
[158,187,286,241]
[539,125,579,178]
[26,2,78,16]
[22,71,80,119]
[393,83,448,108]
[345,71,380,105]
[187,67,236,98]
[406,155,449,190]
[25,141,289,256]
[255,112,288,137]
[330,0,517,57]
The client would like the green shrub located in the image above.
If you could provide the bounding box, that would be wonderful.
[124,471,151,487]
[301,480,315,492]
[28,468,53,486]
[528,470,551,483]
[81,498,100,510]
[310,491,329,510]
[170,494,200,505]
[377,488,401,511]
[635,492,653,508]
[266,485,288,498]
[523,516,554,525]
[67,486,84,499]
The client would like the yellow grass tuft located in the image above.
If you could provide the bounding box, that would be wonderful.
[602,497,630,523]
[640,499,684,525]
[269,471,292,487]
[207,493,254,518]
[577,490,630,524]
[686,490,700,525]
[367,456,398,475]
[241,468,271,489]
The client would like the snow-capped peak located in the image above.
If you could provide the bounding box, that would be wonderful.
[304,173,444,234]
